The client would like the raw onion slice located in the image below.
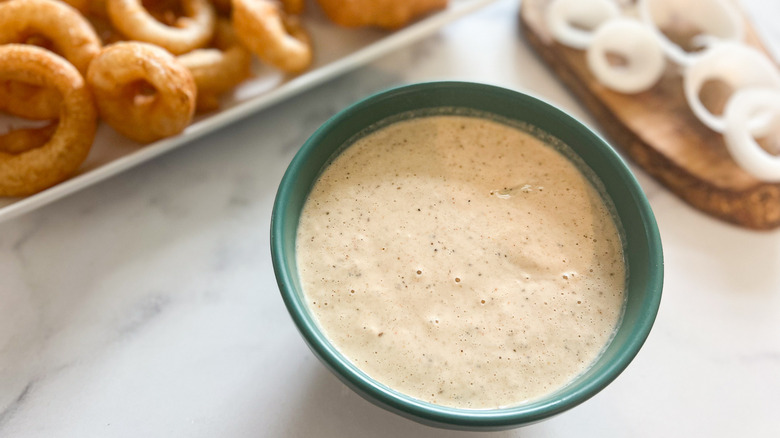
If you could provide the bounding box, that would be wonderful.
[723,88,780,182]
[545,0,620,50]
[638,0,744,66]
[586,18,665,94]
[684,42,780,133]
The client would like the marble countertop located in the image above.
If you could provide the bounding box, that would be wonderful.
[2,1,779,436]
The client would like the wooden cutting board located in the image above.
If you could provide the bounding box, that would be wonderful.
[520,0,780,230]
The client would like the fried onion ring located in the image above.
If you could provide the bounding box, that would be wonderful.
[316,0,447,29]
[107,0,216,54]
[0,80,61,120]
[60,0,89,13]
[88,13,126,46]
[0,0,102,75]
[0,45,97,197]
[177,19,251,112]
[281,0,303,15]
[86,41,197,143]
[0,0,95,120]
[210,0,232,14]
[89,0,109,17]
[232,0,312,73]
[0,123,57,155]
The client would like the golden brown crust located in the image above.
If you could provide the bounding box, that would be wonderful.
[0,0,102,75]
[232,0,312,73]
[177,18,252,111]
[0,123,57,155]
[60,0,89,13]
[209,0,232,14]
[107,0,216,54]
[87,13,126,46]
[280,0,304,15]
[0,0,99,119]
[0,45,97,197]
[316,0,448,29]
[0,80,61,120]
[87,41,197,143]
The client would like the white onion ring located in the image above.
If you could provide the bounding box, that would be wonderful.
[684,42,780,133]
[586,18,666,94]
[638,0,743,66]
[723,88,780,182]
[544,0,620,50]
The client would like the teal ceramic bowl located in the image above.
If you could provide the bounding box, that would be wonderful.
[271,82,663,430]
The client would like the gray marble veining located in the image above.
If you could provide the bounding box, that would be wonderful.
[1,0,779,436]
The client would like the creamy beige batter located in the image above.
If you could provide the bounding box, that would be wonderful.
[296,115,626,409]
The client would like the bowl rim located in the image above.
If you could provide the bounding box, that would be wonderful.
[271,81,663,429]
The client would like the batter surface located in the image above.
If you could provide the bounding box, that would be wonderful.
[296,115,625,408]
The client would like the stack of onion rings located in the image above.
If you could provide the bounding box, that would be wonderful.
[0,0,102,120]
[0,0,452,197]
[0,44,97,197]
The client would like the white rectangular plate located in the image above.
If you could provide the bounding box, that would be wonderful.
[0,0,495,223]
